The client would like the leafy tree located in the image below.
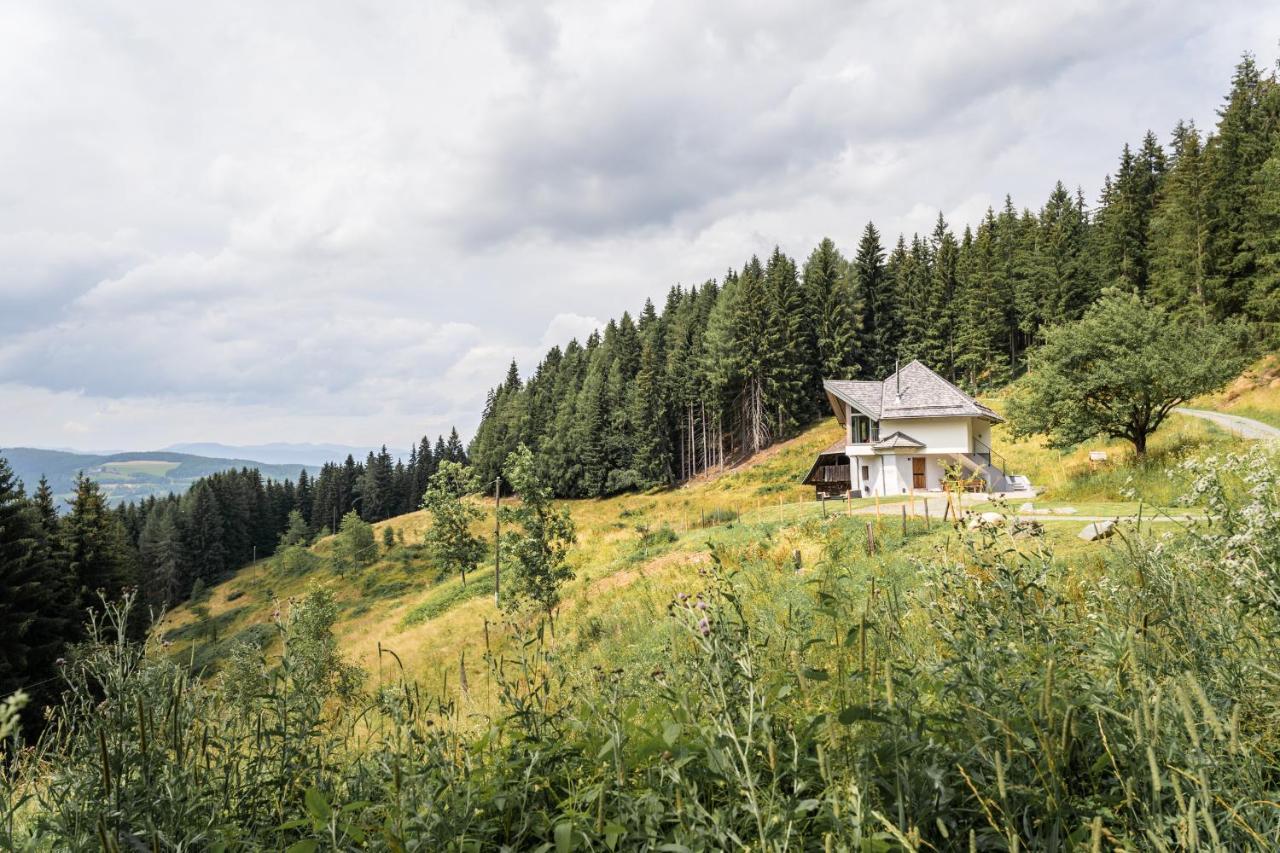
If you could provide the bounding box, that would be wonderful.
[500,445,575,623]
[333,511,376,573]
[422,461,486,586]
[1007,290,1245,455]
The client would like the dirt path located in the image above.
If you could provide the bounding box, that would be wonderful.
[1175,407,1280,440]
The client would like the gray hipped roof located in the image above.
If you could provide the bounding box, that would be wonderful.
[824,360,1003,423]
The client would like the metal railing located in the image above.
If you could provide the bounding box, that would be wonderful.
[972,436,1006,476]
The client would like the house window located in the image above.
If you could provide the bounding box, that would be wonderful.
[852,416,879,443]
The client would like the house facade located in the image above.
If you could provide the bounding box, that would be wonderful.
[803,360,1020,497]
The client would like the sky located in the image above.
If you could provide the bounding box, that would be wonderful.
[2,1,1278,453]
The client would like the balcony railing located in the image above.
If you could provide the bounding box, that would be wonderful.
[813,465,851,483]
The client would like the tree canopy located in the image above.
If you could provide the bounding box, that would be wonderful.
[1007,291,1245,455]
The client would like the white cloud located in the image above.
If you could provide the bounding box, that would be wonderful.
[1,0,1278,450]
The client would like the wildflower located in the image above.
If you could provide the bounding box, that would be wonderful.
[696,600,707,611]
[697,617,711,636]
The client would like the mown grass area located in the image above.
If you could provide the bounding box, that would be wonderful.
[1193,353,1280,429]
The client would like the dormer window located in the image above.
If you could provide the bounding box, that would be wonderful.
[851,415,879,443]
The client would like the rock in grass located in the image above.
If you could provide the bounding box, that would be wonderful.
[1078,520,1115,541]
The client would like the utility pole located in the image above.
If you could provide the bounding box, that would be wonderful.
[493,475,502,607]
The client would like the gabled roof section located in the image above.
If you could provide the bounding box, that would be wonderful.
[823,360,1003,423]
[872,430,925,450]
[824,380,883,419]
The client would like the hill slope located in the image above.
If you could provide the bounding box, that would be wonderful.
[0,447,320,508]
[161,405,1245,692]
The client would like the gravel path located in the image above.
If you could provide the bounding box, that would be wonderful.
[1175,407,1280,440]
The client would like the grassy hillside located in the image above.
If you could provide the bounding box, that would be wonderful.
[12,395,1280,849]
[161,405,1245,697]
[0,447,320,507]
[1192,353,1280,429]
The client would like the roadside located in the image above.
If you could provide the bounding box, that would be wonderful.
[1174,407,1280,440]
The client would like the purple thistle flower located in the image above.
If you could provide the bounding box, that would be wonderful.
[697,617,711,636]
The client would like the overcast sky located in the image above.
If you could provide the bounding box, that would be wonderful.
[2,1,1277,452]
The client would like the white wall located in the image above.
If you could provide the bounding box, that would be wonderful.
[879,417,973,453]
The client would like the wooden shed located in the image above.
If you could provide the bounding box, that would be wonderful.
[802,439,852,498]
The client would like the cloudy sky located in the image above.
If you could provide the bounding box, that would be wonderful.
[2,1,1277,452]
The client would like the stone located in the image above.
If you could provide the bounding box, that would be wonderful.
[1018,502,1035,512]
[967,511,1006,530]
[1059,507,1078,514]
[1078,520,1115,541]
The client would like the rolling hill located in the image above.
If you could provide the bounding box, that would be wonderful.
[0,447,321,509]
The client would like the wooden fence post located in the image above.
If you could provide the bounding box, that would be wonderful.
[865,522,875,555]
[901,504,907,537]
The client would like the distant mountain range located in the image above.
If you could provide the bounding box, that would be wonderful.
[0,447,323,510]
[163,442,410,467]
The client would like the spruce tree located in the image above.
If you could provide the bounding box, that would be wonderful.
[62,474,137,620]
[804,237,861,391]
[0,458,74,708]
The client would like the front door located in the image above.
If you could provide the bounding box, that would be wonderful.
[912,457,926,490]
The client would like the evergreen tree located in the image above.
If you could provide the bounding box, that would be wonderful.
[0,458,74,709]
[852,224,893,375]
[62,474,137,621]
[804,237,861,392]
[763,246,814,431]
[137,505,183,611]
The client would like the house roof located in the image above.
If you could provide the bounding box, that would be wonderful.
[824,360,1003,423]
[872,430,924,450]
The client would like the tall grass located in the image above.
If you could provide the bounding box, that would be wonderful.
[4,448,1280,850]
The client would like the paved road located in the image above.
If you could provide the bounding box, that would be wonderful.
[1175,407,1280,440]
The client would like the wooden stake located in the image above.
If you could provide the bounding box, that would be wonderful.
[493,476,502,607]
[901,504,907,537]
[865,522,875,555]
[924,499,931,529]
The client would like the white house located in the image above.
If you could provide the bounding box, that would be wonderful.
[803,360,1024,497]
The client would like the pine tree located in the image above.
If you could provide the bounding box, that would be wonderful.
[62,474,137,620]
[138,505,183,611]
[0,458,74,708]
[1150,121,1212,315]
[181,480,226,592]
[763,246,813,431]
[852,224,893,375]
[629,319,673,487]
[804,237,861,392]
